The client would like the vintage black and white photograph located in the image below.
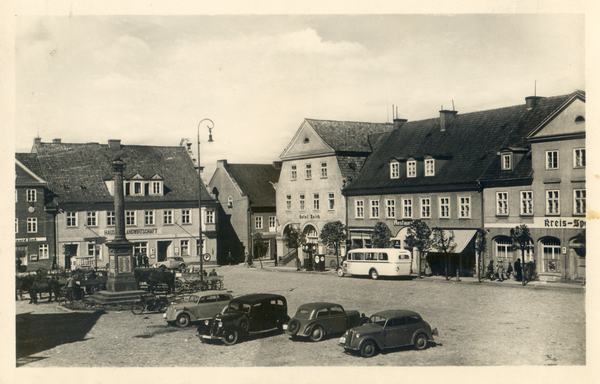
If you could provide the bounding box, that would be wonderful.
[4,0,597,382]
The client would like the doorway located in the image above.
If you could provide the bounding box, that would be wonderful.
[64,244,78,270]
[157,241,171,262]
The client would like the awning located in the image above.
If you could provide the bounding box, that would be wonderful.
[430,229,477,253]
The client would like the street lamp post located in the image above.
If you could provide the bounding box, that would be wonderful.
[198,119,214,288]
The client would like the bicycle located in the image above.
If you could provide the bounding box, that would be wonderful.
[131,295,170,315]
[174,277,204,293]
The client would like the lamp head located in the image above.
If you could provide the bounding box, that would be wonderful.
[208,127,214,142]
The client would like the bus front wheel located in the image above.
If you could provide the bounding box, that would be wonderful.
[369,269,379,280]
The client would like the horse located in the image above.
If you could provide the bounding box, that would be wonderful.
[17,273,63,304]
[134,268,175,294]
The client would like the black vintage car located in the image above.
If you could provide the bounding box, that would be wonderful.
[198,293,290,345]
[286,302,367,341]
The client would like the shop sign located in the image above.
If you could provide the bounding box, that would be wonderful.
[103,228,158,236]
[393,219,413,226]
[16,237,47,243]
[486,217,586,229]
[299,214,320,220]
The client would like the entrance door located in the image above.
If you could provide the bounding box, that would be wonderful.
[157,241,171,262]
[64,244,78,270]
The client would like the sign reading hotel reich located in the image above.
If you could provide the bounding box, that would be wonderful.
[103,228,159,236]
[485,217,586,229]
[299,214,320,220]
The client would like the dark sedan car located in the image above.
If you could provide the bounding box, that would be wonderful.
[339,309,438,357]
[286,302,367,342]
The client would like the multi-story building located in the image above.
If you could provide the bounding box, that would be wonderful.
[18,138,219,270]
[209,160,281,263]
[275,118,394,267]
[343,91,585,280]
[15,153,59,271]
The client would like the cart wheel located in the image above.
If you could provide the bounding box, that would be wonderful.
[214,280,223,290]
[131,301,145,315]
[174,280,184,293]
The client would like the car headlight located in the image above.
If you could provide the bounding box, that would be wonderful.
[355,333,361,338]
[205,320,210,326]
[163,313,167,319]
[218,321,223,328]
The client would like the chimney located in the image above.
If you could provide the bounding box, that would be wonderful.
[525,96,543,109]
[393,118,407,130]
[53,138,62,144]
[34,137,41,145]
[273,161,282,170]
[217,159,228,168]
[108,139,121,150]
[439,109,458,132]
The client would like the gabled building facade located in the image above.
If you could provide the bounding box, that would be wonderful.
[209,160,281,263]
[343,91,585,281]
[19,138,219,270]
[275,118,394,267]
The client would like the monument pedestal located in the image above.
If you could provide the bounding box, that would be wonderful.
[106,272,138,292]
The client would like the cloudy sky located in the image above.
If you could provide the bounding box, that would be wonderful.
[14,11,585,176]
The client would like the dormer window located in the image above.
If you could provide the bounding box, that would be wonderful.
[575,116,585,123]
[390,161,399,179]
[407,160,416,178]
[151,181,162,195]
[133,181,143,195]
[502,153,512,170]
[425,158,435,176]
[304,138,310,144]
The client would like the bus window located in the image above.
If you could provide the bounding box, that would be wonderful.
[404,254,410,259]
[365,253,375,260]
[378,253,388,261]
[354,253,364,260]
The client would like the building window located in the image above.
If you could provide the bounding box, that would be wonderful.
[321,162,328,178]
[66,212,77,227]
[181,209,191,224]
[546,151,559,170]
[546,190,560,215]
[495,238,512,261]
[39,244,49,259]
[356,200,364,218]
[407,160,416,178]
[255,216,263,229]
[390,161,399,179]
[305,164,312,179]
[163,210,173,225]
[106,211,115,226]
[574,148,585,168]
[133,181,143,196]
[425,159,435,176]
[87,243,96,257]
[145,210,154,225]
[421,198,431,218]
[15,218,18,233]
[459,196,470,218]
[291,165,297,180]
[313,193,320,210]
[126,211,136,226]
[370,200,379,219]
[27,217,37,233]
[206,210,214,224]
[286,195,292,211]
[403,199,412,219]
[520,191,533,215]
[269,216,276,230]
[134,242,148,257]
[86,211,97,226]
[439,197,450,218]
[151,181,162,195]
[574,189,586,215]
[502,154,512,170]
[328,193,335,210]
[541,237,561,273]
[27,189,37,202]
[496,192,508,216]
[181,240,189,256]
[386,199,396,218]
[299,194,305,211]
[227,196,233,208]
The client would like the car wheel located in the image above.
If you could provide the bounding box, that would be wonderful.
[414,333,429,350]
[222,329,239,346]
[337,267,345,277]
[90,285,100,294]
[360,340,377,357]
[178,264,186,272]
[176,314,191,328]
[287,319,300,336]
[309,325,324,342]
[369,269,379,280]
[238,317,250,332]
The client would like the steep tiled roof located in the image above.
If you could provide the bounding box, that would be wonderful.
[29,142,212,204]
[225,163,280,208]
[344,92,579,194]
[15,153,45,180]
[305,119,394,153]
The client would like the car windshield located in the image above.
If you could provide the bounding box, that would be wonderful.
[294,308,311,319]
[369,315,387,327]
[227,302,251,313]
[186,295,199,303]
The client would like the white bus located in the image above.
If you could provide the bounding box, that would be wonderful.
[337,248,413,279]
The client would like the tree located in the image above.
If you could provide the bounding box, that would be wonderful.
[319,221,347,267]
[432,228,456,280]
[284,226,306,271]
[404,220,433,278]
[252,232,267,268]
[475,229,488,283]
[372,222,393,248]
[510,224,534,286]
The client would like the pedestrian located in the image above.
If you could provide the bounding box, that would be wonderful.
[514,258,522,282]
[209,268,218,276]
[486,260,494,280]
[506,262,513,280]
[143,254,149,268]
[246,252,253,268]
[425,261,432,277]
[496,259,505,282]
[227,252,233,265]
[66,272,76,301]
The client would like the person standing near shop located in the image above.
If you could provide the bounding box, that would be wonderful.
[497,260,505,282]
[514,258,522,282]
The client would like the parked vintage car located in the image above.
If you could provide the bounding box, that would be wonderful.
[164,291,233,328]
[198,293,290,345]
[339,310,438,357]
[154,257,186,271]
[286,302,367,341]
